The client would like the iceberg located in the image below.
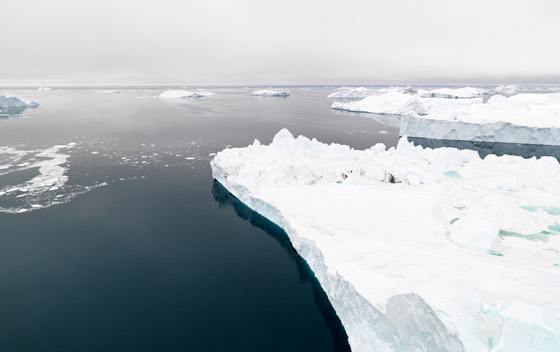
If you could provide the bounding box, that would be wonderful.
[328,87,377,99]
[37,87,53,91]
[251,89,290,97]
[331,89,560,146]
[331,92,481,116]
[0,94,39,115]
[97,90,120,94]
[211,129,560,352]
[157,90,214,99]
[401,93,560,145]
[417,87,485,99]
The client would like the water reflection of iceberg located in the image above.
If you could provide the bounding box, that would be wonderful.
[211,180,351,352]
[408,137,560,161]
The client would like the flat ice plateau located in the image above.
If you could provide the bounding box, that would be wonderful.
[0,93,39,115]
[211,129,560,352]
[331,88,560,146]
[251,89,290,97]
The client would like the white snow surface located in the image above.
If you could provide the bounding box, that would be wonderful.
[157,90,215,99]
[251,89,290,97]
[211,129,560,352]
[420,93,560,128]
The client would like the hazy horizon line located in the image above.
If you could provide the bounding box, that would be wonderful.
[2,79,560,89]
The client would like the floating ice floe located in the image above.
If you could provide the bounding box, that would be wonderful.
[157,90,215,99]
[0,94,39,115]
[327,87,377,99]
[37,87,53,91]
[211,129,560,352]
[97,90,120,94]
[251,89,290,97]
[0,143,88,213]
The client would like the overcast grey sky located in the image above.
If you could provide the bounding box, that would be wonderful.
[2,0,559,85]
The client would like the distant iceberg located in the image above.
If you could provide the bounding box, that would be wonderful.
[418,87,485,99]
[37,87,53,91]
[0,94,39,115]
[158,90,215,99]
[327,87,376,99]
[97,90,120,94]
[331,92,481,116]
[251,89,290,97]
[212,129,560,352]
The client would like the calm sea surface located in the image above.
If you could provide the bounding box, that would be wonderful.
[0,87,398,351]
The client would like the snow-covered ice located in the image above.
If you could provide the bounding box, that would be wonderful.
[332,89,560,146]
[97,90,120,94]
[331,92,481,116]
[251,89,290,97]
[327,87,376,99]
[158,90,215,99]
[0,93,39,115]
[211,129,560,352]
[418,87,485,99]
[37,87,53,91]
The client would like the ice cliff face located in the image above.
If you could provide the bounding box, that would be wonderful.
[0,94,39,115]
[211,129,560,352]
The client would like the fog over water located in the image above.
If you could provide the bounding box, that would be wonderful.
[1,0,560,85]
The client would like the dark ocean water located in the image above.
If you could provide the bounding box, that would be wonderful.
[0,88,399,351]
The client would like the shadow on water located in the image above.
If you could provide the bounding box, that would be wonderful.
[408,137,560,161]
[211,180,351,352]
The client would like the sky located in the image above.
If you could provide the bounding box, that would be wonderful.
[1,0,560,85]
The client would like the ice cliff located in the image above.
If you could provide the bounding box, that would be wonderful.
[211,129,560,352]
